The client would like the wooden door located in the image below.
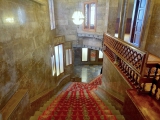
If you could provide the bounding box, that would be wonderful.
[131,0,147,47]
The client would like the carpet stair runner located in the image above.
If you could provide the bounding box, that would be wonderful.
[29,76,125,120]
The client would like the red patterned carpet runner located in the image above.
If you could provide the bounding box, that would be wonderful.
[38,75,117,120]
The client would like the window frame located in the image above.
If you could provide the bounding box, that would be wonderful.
[83,1,97,32]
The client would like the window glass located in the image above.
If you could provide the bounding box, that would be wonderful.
[82,48,88,61]
[90,50,96,61]
[55,46,60,76]
[48,0,55,30]
[90,3,95,29]
[69,49,72,64]
[59,44,64,73]
[54,44,64,76]
[84,2,96,31]
[66,49,72,66]
[66,49,69,66]
[51,55,55,76]
[85,4,89,29]
[99,50,103,58]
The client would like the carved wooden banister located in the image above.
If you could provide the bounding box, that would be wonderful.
[103,33,148,89]
[103,33,147,75]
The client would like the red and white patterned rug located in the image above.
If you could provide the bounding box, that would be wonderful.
[38,75,117,120]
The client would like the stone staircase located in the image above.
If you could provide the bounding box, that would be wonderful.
[94,90,125,120]
[29,95,57,120]
[29,84,125,120]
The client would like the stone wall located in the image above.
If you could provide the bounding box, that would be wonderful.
[107,0,119,35]
[145,0,160,57]
[101,55,131,102]
[0,0,73,115]
[54,0,117,41]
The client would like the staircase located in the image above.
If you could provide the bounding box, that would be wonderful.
[29,95,57,120]
[29,76,125,120]
[94,90,125,120]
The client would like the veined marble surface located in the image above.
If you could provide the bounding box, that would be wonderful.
[74,65,102,83]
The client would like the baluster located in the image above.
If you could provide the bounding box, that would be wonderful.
[150,64,159,95]
[127,68,132,80]
[131,71,135,83]
[129,70,134,82]
[134,73,140,89]
[126,66,130,77]
[155,80,160,100]
[147,67,152,78]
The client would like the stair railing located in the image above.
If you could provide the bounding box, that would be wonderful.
[103,33,148,89]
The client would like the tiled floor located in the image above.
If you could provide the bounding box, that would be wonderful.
[73,65,102,83]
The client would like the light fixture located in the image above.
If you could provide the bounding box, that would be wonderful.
[72,11,84,25]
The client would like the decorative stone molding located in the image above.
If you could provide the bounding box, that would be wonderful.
[72,44,102,51]
[30,0,47,5]
[53,36,65,45]
[77,32,103,40]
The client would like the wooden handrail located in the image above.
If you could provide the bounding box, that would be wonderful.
[103,33,147,75]
[103,33,160,98]
[103,33,148,89]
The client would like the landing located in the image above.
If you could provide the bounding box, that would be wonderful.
[74,65,102,83]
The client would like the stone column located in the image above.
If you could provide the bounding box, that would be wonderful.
[118,0,129,40]
[107,0,119,36]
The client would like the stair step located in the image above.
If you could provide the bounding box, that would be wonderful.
[107,106,116,110]
[34,111,42,116]
[29,116,37,120]
[49,96,56,101]
[116,115,125,120]
[94,90,125,119]
[105,115,118,119]
[39,107,46,112]
[43,102,51,107]
[110,110,120,115]
[30,80,126,120]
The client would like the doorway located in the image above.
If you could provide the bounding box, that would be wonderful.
[130,0,148,47]
[115,0,134,43]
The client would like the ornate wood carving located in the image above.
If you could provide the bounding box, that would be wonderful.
[103,33,148,89]
[103,33,147,74]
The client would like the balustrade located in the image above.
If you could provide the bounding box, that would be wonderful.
[103,33,148,89]
[103,33,160,100]
[103,34,160,120]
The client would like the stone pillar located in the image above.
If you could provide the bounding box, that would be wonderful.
[107,0,119,36]
[118,0,129,40]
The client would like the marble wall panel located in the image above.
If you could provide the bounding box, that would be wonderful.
[145,0,160,57]
[0,0,59,111]
[101,55,131,101]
